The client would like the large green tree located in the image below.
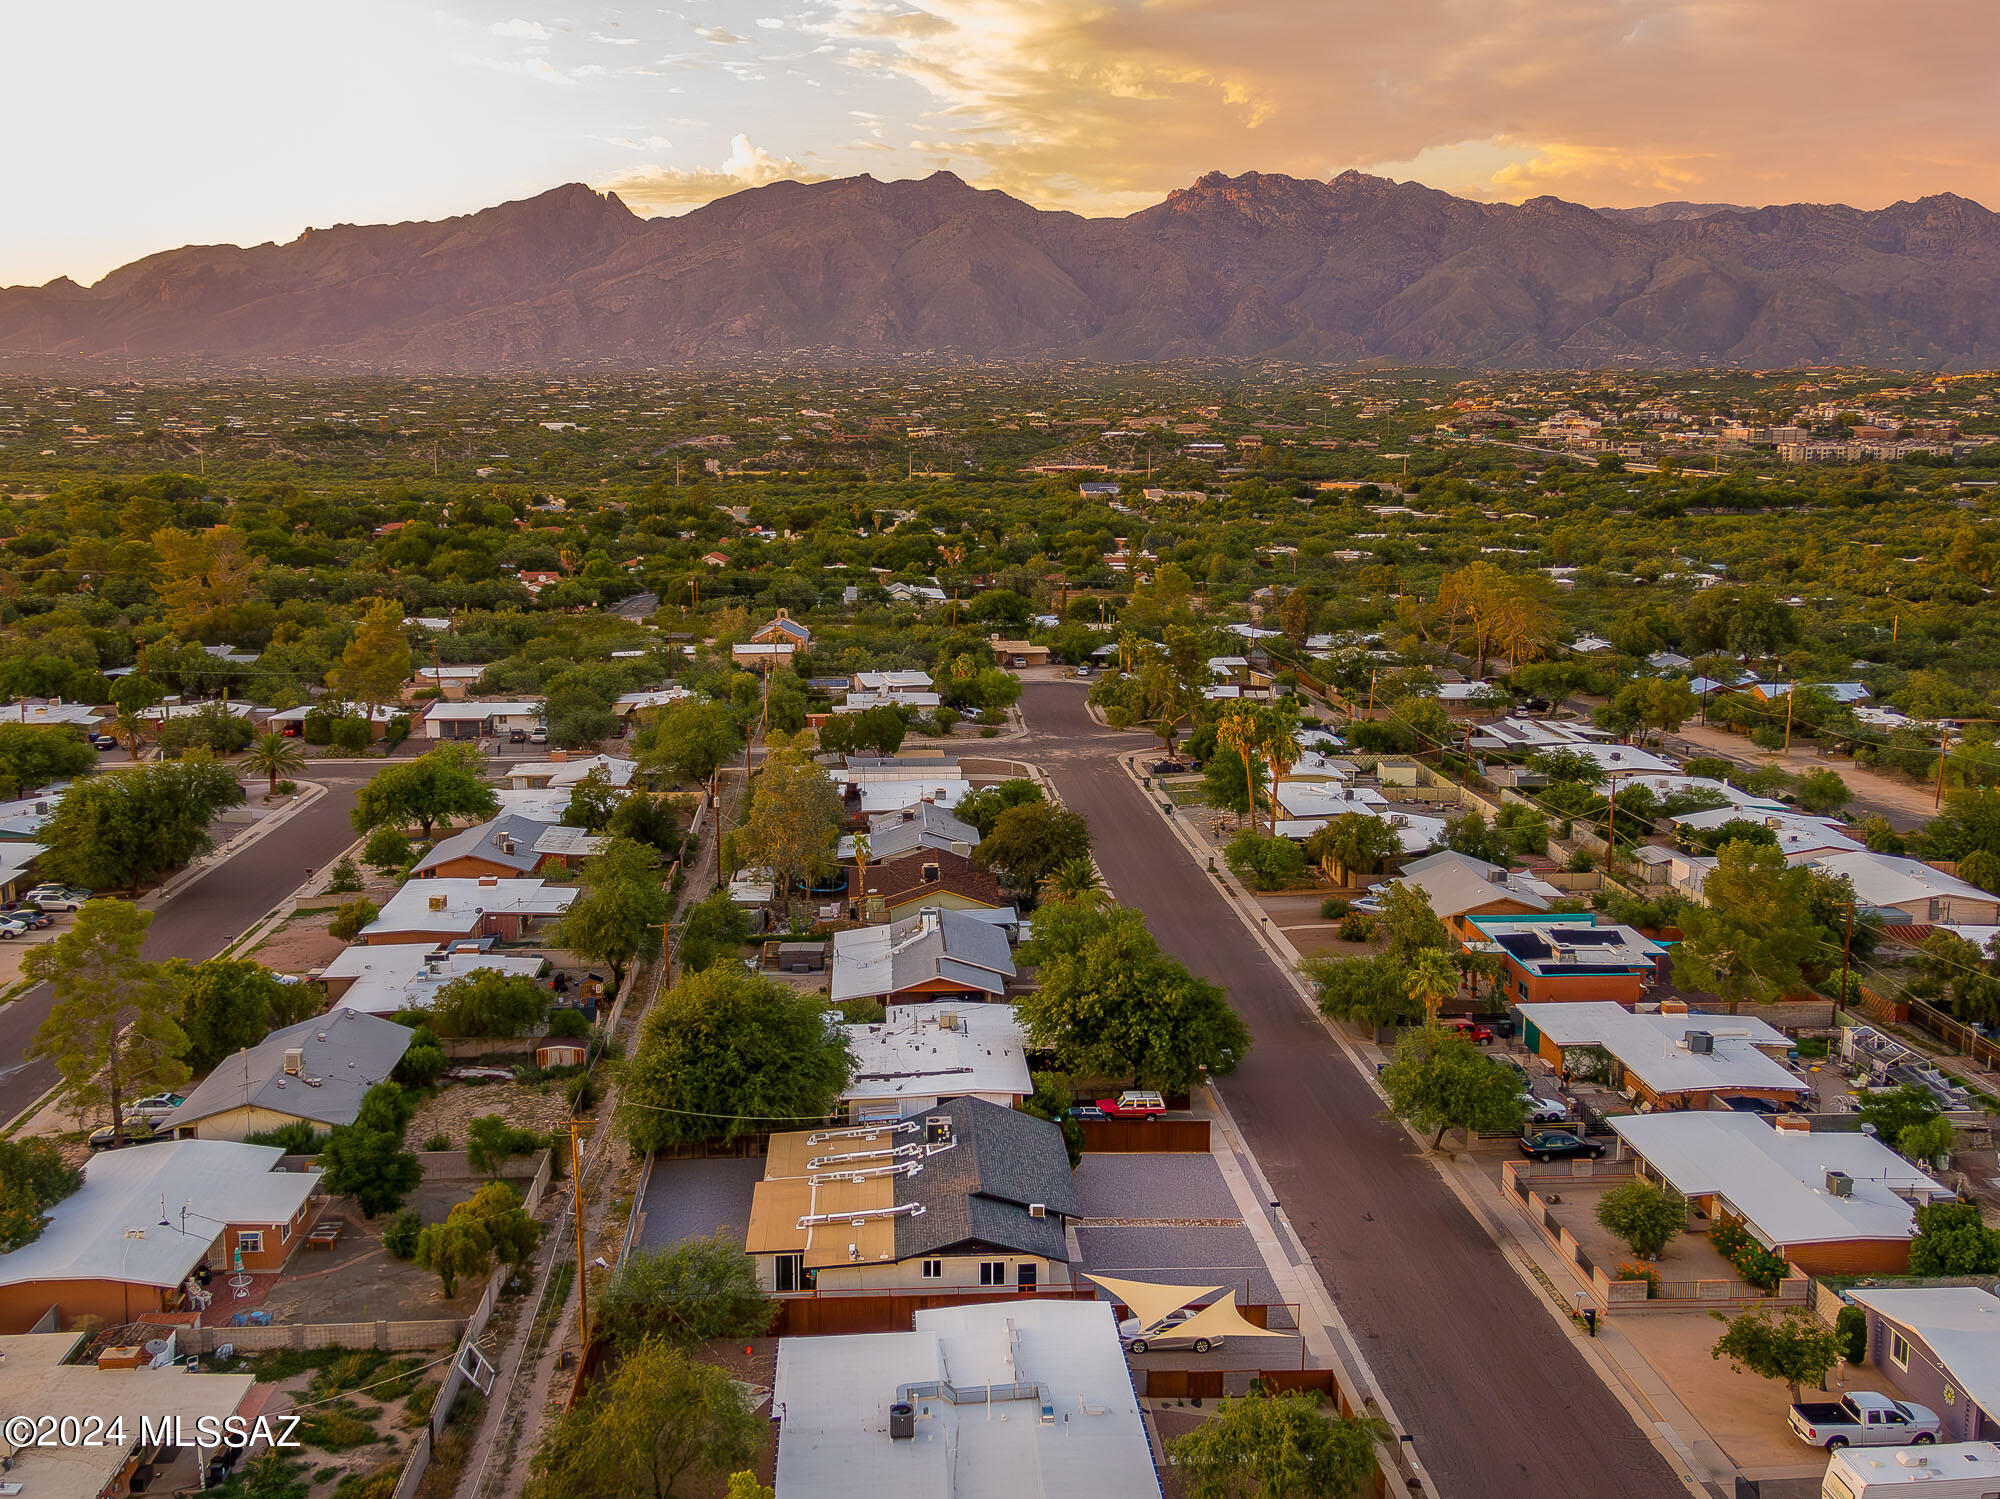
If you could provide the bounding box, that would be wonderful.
[1300,954,1422,1032]
[27,900,190,1141]
[1711,1306,1844,1402]
[1671,840,1823,1009]
[620,965,852,1152]
[39,757,246,891]
[1305,813,1402,887]
[350,743,497,839]
[555,836,671,991]
[974,801,1092,894]
[1378,1026,1525,1149]
[0,724,96,800]
[327,600,413,722]
[636,701,743,794]
[734,749,841,916]
[1167,1388,1386,1499]
[169,957,318,1073]
[429,970,550,1038]
[1017,903,1249,1090]
[597,1233,773,1351]
[527,1339,762,1499]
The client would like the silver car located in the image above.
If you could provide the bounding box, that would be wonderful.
[1118,1308,1225,1355]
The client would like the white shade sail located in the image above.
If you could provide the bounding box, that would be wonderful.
[1083,1274,1222,1329]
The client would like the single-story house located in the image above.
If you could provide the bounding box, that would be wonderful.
[772,1301,1157,1499]
[861,862,1010,926]
[839,802,979,863]
[1848,1287,2000,1445]
[360,877,577,945]
[833,757,970,819]
[1609,1112,1951,1276]
[831,907,1017,1004]
[411,813,591,879]
[1752,681,1871,705]
[851,670,934,697]
[750,609,812,648]
[1516,1001,1807,1111]
[0,1141,323,1331]
[1673,807,1864,858]
[499,753,636,791]
[1468,916,1669,1005]
[1802,851,2000,927]
[0,787,65,842]
[263,703,403,739]
[1355,850,1562,935]
[0,841,46,900]
[2,700,101,730]
[746,1096,1078,1293]
[412,664,487,700]
[0,1331,258,1497]
[840,1002,1031,1123]
[989,637,1050,668]
[161,1010,415,1141]
[314,942,548,1015]
[421,700,543,740]
[614,687,695,719]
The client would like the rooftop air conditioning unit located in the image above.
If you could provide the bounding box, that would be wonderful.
[1028,1203,1047,1219]
[283,1048,304,1075]
[497,836,515,855]
[1685,1031,1714,1054]
[925,1115,952,1146]
[1826,1170,1854,1198]
[1389,815,1408,828]
[1487,868,1507,883]
[429,894,448,912]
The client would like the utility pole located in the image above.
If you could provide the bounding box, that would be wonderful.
[1936,729,1950,809]
[1367,670,1376,714]
[1840,898,1855,1010]
[567,1120,595,1345]
[1462,723,1474,787]
[1782,681,1795,754]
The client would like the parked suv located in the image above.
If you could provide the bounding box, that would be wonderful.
[1093,1090,1167,1119]
[24,885,90,912]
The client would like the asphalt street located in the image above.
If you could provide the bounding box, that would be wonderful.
[0,768,376,1123]
[1014,682,1687,1499]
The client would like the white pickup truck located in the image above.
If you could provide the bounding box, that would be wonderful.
[1791,1392,1942,1451]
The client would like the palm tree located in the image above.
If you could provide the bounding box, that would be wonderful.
[110,708,150,762]
[1217,711,1262,827]
[1039,856,1104,907]
[244,730,307,799]
[1260,711,1303,837]
[1405,948,1463,1026]
[850,832,872,920]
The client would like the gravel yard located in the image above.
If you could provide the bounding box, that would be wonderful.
[407,1078,574,1150]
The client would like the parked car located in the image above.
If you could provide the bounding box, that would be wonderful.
[1118,1307,1224,1355]
[1066,1105,1109,1122]
[1446,1018,1494,1044]
[88,1122,157,1151]
[128,1093,187,1122]
[1790,1392,1941,1451]
[1523,1095,1571,1125]
[1093,1090,1167,1119]
[1150,759,1188,775]
[24,885,90,912]
[508,729,529,744]
[279,723,301,737]
[528,728,549,745]
[1518,1130,1604,1162]
[88,732,119,750]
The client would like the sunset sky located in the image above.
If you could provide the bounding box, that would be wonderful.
[5,0,1995,287]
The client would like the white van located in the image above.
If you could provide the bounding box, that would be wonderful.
[1825,1442,2000,1499]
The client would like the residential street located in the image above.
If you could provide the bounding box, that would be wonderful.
[0,768,376,1123]
[1014,682,1688,1499]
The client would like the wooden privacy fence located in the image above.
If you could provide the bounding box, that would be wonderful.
[1140,1368,1339,1402]
[1080,1118,1210,1154]
[770,1284,1097,1337]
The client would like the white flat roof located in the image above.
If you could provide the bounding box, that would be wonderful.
[0,1141,318,1291]
[1518,1002,1806,1097]
[425,700,542,720]
[318,942,547,1014]
[1609,1113,1948,1247]
[363,878,577,935]
[772,1299,1158,1499]
[1849,1289,2000,1420]
[842,1002,1031,1105]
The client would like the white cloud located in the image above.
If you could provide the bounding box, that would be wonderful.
[692,24,746,44]
[589,31,639,45]
[598,132,824,211]
[490,18,552,41]
[756,16,785,27]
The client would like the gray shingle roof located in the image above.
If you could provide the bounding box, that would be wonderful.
[413,813,559,876]
[162,1010,415,1132]
[894,1096,1080,1262]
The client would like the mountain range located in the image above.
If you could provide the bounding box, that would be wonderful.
[3,170,1997,371]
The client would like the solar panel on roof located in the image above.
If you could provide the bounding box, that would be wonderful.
[1552,930,1622,947]
[1495,932,1551,960]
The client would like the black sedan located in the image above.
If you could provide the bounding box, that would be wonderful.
[1518,1130,1606,1162]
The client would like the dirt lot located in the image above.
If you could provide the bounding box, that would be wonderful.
[249,904,353,975]
[407,1078,572,1150]
[240,1203,491,1324]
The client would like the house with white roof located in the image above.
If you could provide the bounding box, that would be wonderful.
[315,942,549,1016]
[360,877,577,945]
[1802,851,2000,926]
[413,664,488,700]
[839,1002,1030,1123]
[2,700,101,729]
[1355,849,1562,933]
[1516,1002,1806,1111]
[771,1299,1158,1499]
[1609,1112,1951,1275]
[1673,806,1864,858]
[834,758,970,818]
[0,841,46,900]
[614,686,695,718]
[0,1141,322,1331]
[421,700,543,740]
[499,753,635,791]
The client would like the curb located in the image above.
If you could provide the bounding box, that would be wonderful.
[1116,749,1715,1497]
[145,777,331,908]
